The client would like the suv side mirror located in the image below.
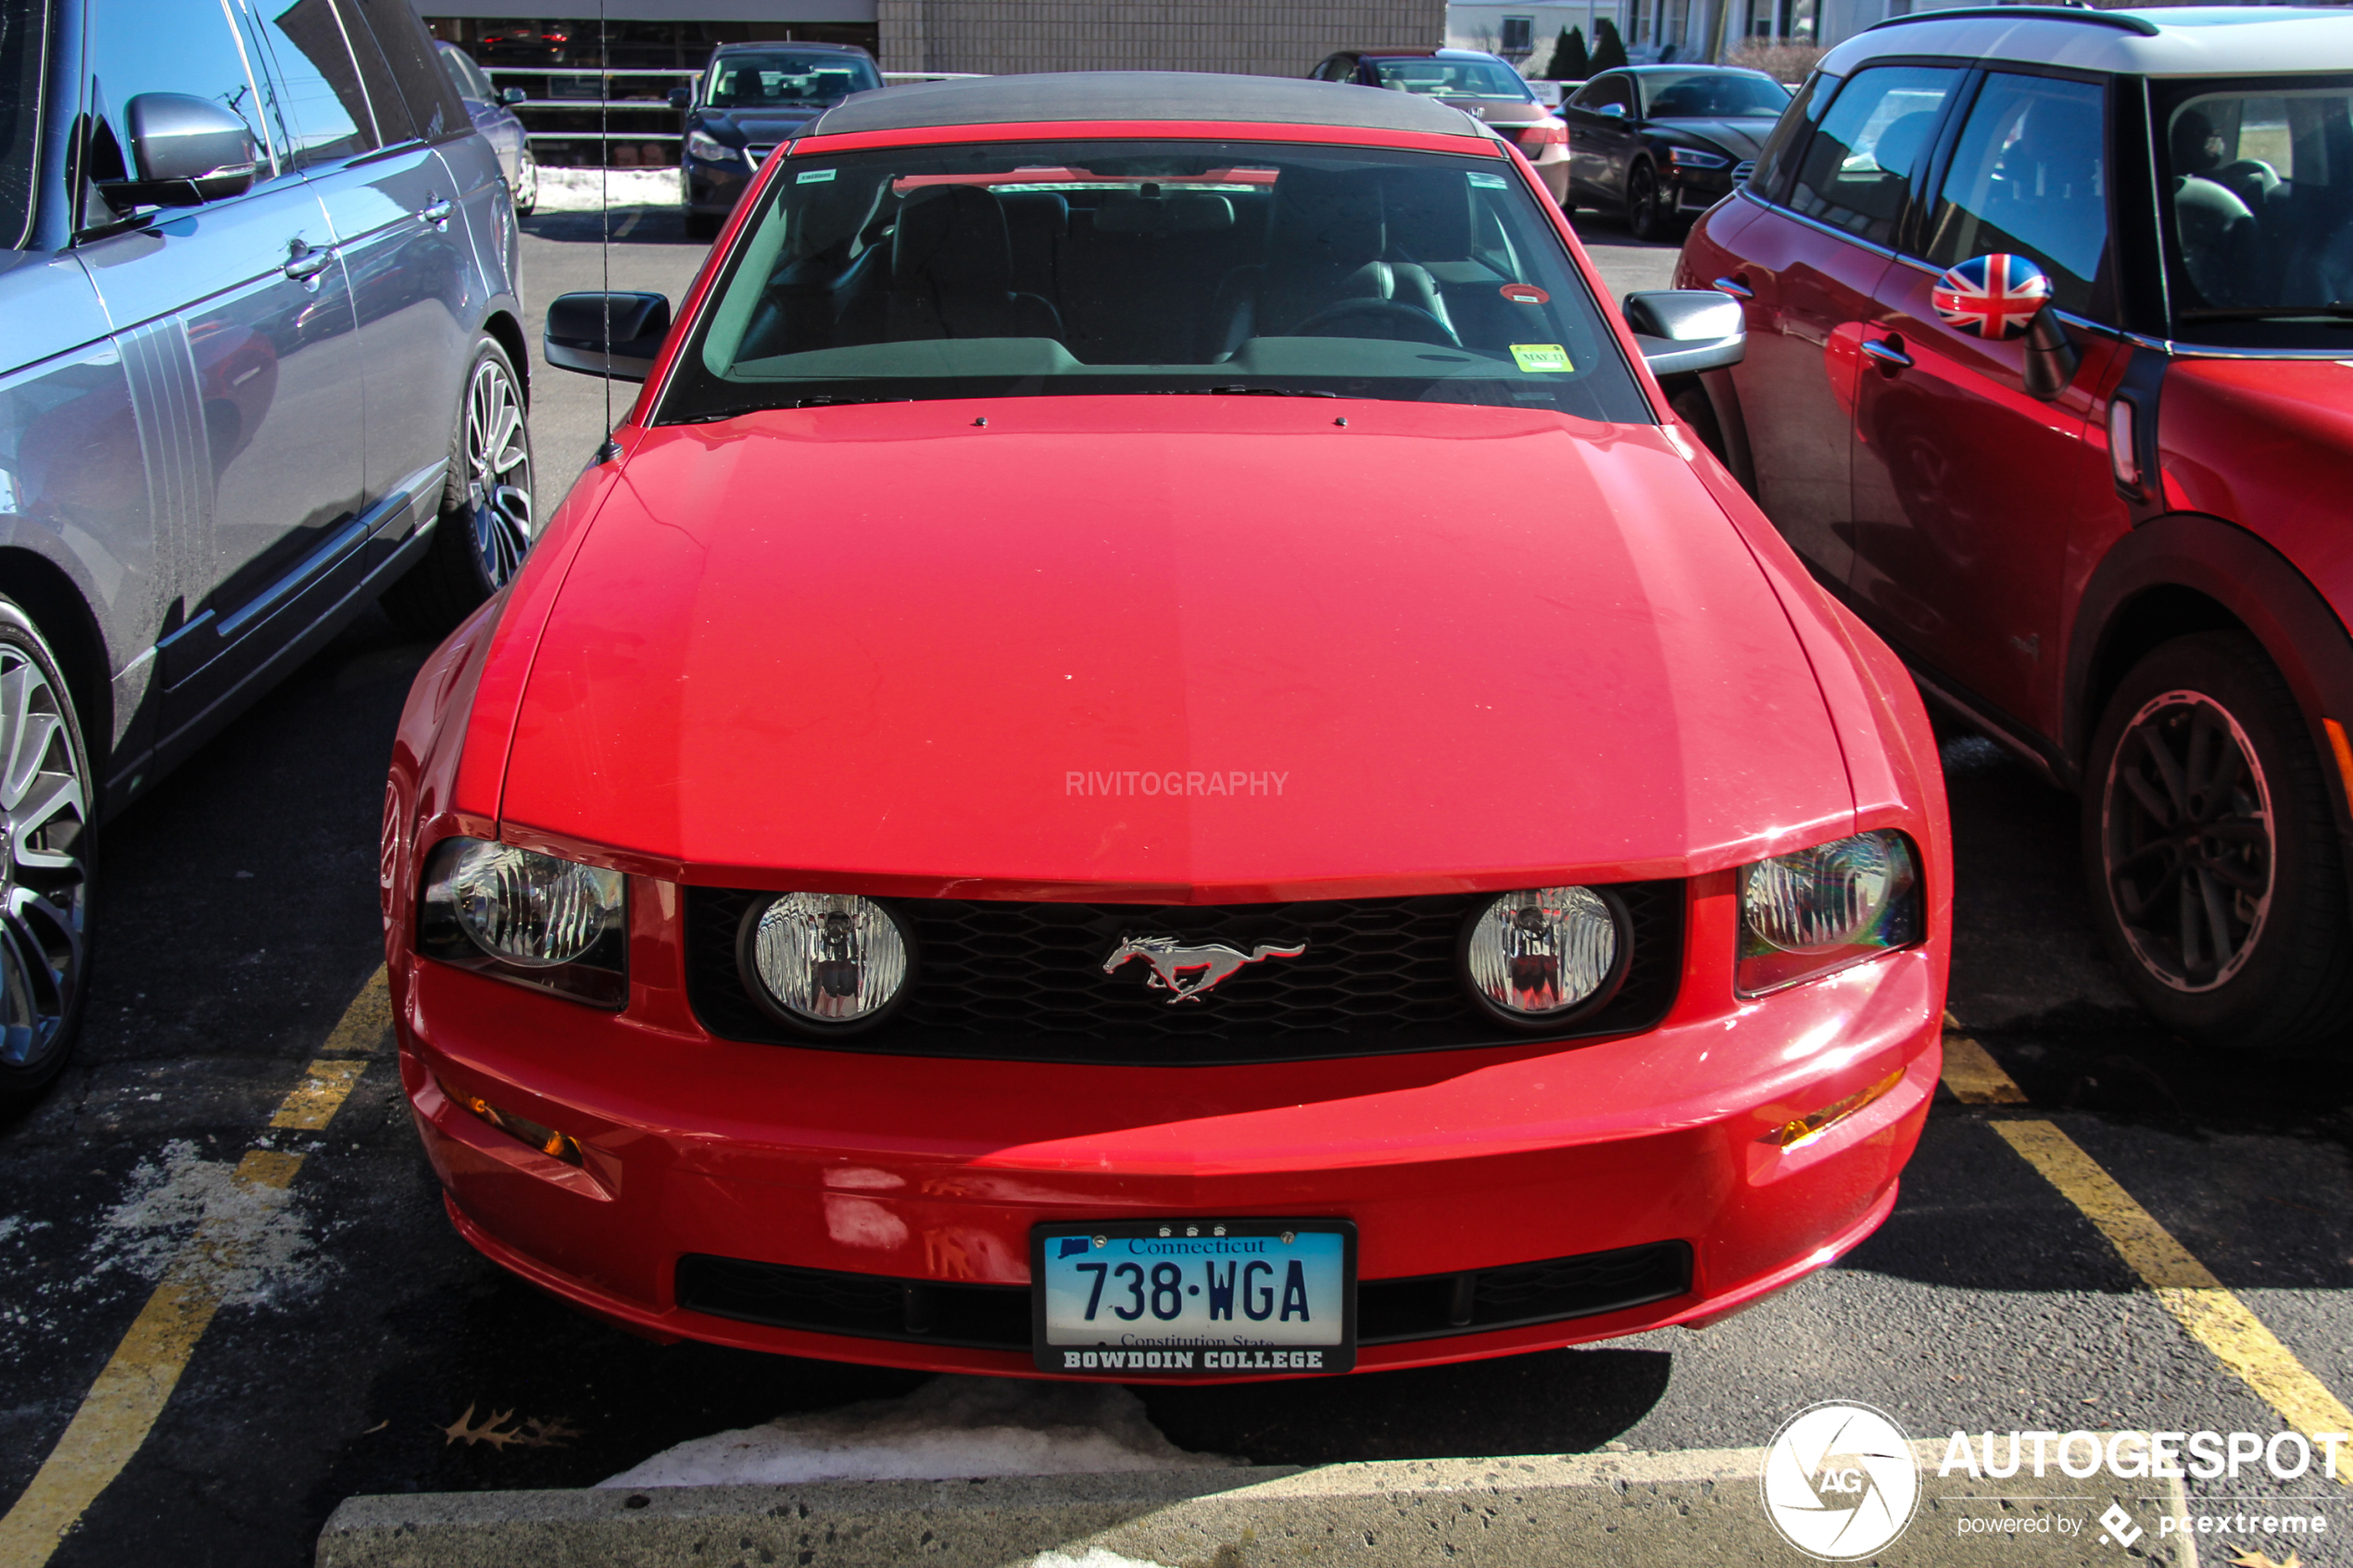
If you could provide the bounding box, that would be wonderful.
[546,291,672,381]
[100,94,259,207]
[668,85,692,110]
[1931,254,2082,400]
[501,85,528,106]
[1623,289,1745,375]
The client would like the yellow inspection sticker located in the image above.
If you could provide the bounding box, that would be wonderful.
[1511,343,1574,373]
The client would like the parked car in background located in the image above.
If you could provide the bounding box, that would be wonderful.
[384,72,1950,1383]
[438,41,537,216]
[0,0,536,1103]
[1562,66,1791,239]
[673,40,883,237]
[1680,6,2353,1055]
[1311,48,1571,204]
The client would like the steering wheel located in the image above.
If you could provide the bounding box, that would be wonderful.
[1287,297,1463,347]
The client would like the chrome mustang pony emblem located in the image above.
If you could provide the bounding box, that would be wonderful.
[1102,935,1307,1004]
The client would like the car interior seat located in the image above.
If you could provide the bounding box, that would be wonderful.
[881,186,1063,341]
[1207,169,1450,356]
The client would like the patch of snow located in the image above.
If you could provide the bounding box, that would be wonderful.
[535,167,683,212]
[599,1375,1232,1489]
[83,1138,330,1309]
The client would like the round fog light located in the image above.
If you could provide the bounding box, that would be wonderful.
[743,893,912,1026]
[1463,886,1624,1022]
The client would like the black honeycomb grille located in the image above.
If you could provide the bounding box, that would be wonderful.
[685,884,1683,1065]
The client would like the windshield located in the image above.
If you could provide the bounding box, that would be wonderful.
[1640,70,1790,119]
[1367,57,1534,102]
[0,0,44,249]
[704,51,880,110]
[2154,74,2353,345]
[661,140,1649,426]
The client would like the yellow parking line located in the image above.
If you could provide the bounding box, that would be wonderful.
[0,972,384,1566]
[319,965,391,1056]
[1993,1119,2353,1485]
[1941,1010,2028,1105]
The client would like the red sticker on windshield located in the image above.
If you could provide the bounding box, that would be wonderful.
[1501,284,1550,305]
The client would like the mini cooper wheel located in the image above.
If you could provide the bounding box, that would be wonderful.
[2084,632,2353,1054]
[0,601,91,1108]
[381,337,535,637]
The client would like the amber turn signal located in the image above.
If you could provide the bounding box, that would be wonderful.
[452,1082,583,1165]
[1769,1069,1904,1149]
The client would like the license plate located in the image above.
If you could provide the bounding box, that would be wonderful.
[1031,1219,1356,1375]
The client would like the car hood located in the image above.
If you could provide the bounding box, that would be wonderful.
[497,398,1854,896]
[1652,118,1775,160]
[698,107,827,145]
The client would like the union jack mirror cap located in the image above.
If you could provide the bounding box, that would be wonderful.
[1931,253,2053,340]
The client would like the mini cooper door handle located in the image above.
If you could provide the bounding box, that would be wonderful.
[1712,276,1755,300]
[283,242,336,282]
[420,196,454,227]
[1861,335,1913,370]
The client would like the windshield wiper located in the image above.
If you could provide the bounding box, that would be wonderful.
[1153,384,1340,397]
[2175,304,2353,322]
[671,395,912,424]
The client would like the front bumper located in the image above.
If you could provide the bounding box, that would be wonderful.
[397,896,1943,1379]
[685,157,754,215]
[1671,165,1743,215]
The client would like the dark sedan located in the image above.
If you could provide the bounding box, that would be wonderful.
[1562,67,1789,239]
[674,41,882,237]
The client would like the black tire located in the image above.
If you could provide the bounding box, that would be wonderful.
[2082,631,2353,1055]
[1627,161,1676,242]
[686,209,722,241]
[0,599,93,1110]
[379,336,536,639]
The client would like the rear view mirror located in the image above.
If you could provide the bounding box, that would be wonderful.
[101,94,259,207]
[1622,289,1745,375]
[1931,254,2082,400]
[546,292,673,381]
[501,85,528,106]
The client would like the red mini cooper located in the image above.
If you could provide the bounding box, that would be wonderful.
[382,73,1951,1380]
[1680,6,2353,1055]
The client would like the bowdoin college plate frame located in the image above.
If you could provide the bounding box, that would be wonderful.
[1030,1219,1358,1375]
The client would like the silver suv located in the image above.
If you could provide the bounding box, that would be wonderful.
[0,0,537,1099]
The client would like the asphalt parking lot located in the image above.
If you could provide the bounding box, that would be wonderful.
[1,207,2348,1568]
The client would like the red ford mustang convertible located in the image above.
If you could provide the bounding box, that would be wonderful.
[381,74,1952,1379]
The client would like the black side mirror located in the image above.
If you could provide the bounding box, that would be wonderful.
[668,86,692,110]
[1931,254,2082,400]
[1623,289,1746,375]
[546,291,672,382]
[100,94,259,207]
[501,85,528,106]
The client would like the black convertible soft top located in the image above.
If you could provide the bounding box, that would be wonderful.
[805,71,1494,138]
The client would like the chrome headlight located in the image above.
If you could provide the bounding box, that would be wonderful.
[419,838,627,1008]
[1462,885,1628,1024]
[686,129,742,164]
[1737,831,1922,996]
[739,892,913,1030]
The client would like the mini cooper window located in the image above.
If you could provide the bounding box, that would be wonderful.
[1747,69,1840,206]
[667,140,1650,425]
[1923,73,2109,319]
[1785,65,1962,247]
[2153,75,2353,344]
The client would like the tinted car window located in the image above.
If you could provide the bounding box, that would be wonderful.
[349,0,467,140]
[1785,64,1960,247]
[1571,75,1633,113]
[1640,70,1790,119]
[1367,57,1534,101]
[438,43,492,104]
[243,0,376,169]
[704,51,880,108]
[334,0,415,144]
[1924,73,2108,318]
[81,0,269,220]
[668,140,1649,426]
[1750,69,1839,205]
[2151,74,2353,340]
[0,0,45,248]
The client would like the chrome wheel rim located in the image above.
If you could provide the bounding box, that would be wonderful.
[2101,688,2274,993]
[516,151,537,209]
[0,645,85,1069]
[463,356,534,590]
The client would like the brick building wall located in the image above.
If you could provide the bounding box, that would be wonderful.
[878,1,1443,76]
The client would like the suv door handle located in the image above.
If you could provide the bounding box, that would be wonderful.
[283,242,336,282]
[1712,276,1754,300]
[419,196,454,227]
[1861,335,1913,370]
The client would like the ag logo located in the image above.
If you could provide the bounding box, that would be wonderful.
[1760,1401,1921,1560]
